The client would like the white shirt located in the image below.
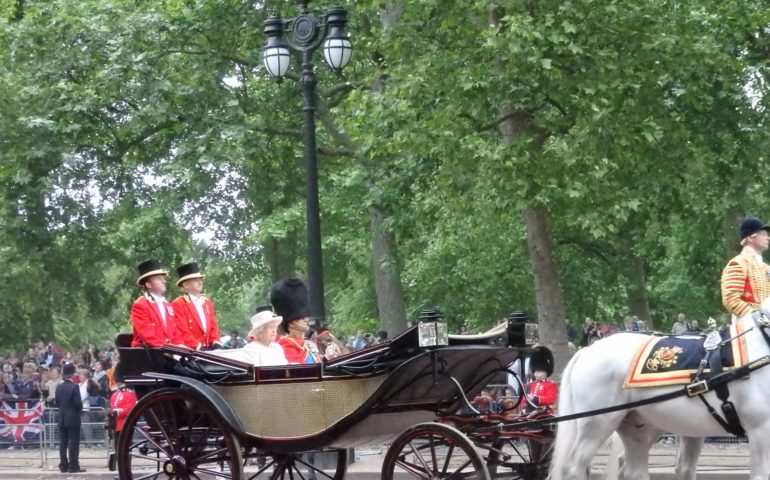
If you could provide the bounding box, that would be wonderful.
[150,293,167,328]
[189,294,207,333]
[79,381,90,410]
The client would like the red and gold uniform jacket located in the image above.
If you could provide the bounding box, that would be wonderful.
[277,336,320,364]
[519,379,558,414]
[130,294,184,347]
[721,246,770,317]
[110,386,137,432]
[171,294,221,349]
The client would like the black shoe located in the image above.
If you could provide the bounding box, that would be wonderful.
[68,467,86,473]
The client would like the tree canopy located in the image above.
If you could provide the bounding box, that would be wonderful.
[1,0,769,366]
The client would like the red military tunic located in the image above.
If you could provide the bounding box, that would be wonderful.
[721,246,770,317]
[527,379,558,414]
[277,336,320,364]
[130,294,184,347]
[110,387,137,432]
[171,294,221,349]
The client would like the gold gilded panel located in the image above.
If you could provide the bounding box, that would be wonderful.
[215,375,386,438]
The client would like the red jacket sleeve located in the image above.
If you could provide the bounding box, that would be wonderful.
[131,299,166,348]
[170,297,197,348]
[206,298,221,344]
[534,381,558,406]
[168,303,188,346]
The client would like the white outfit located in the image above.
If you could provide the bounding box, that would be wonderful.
[211,341,288,367]
[79,381,90,410]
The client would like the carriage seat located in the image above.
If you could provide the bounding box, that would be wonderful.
[115,332,133,348]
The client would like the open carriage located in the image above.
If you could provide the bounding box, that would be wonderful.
[113,316,556,480]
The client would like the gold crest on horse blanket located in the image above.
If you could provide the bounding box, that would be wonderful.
[624,324,749,388]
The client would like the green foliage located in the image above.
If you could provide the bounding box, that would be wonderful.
[1,0,770,350]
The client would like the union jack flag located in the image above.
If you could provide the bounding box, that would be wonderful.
[0,401,44,442]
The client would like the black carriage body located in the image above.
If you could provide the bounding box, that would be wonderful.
[117,326,524,453]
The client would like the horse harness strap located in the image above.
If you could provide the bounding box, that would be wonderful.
[475,355,770,435]
[689,331,746,436]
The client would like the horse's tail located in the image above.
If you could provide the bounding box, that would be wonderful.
[548,347,583,480]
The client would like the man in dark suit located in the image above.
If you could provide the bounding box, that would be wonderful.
[55,363,84,473]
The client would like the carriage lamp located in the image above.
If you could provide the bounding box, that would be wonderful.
[418,309,449,347]
[261,2,353,327]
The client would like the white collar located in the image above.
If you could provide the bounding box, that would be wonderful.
[149,292,166,303]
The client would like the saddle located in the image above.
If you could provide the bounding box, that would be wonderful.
[624,324,748,388]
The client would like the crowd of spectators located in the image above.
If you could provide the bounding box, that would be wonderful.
[0,339,117,409]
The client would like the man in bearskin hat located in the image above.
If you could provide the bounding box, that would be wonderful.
[721,217,770,319]
[517,346,558,415]
[270,278,321,364]
[170,262,222,350]
[130,260,186,348]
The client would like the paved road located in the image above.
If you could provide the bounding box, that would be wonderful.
[0,443,752,479]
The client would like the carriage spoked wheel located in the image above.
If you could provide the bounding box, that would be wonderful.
[486,437,553,480]
[243,449,347,480]
[117,387,243,479]
[382,422,490,480]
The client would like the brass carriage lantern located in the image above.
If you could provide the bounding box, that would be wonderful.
[418,309,449,347]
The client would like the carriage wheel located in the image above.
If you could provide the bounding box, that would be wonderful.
[382,422,490,480]
[243,449,346,480]
[117,387,243,479]
[486,437,552,480]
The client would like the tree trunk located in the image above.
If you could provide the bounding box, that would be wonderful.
[371,208,407,338]
[524,203,571,380]
[625,256,651,326]
[265,233,298,282]
[28,190,55,342]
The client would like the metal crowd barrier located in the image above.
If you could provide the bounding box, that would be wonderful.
[0,404,109,470]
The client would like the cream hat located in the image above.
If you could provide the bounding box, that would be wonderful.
[247,310,282,339]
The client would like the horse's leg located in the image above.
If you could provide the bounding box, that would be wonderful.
[673,436,702,480]
[615,413,662,480]
[563,413,626,480]
[748,426,770,480]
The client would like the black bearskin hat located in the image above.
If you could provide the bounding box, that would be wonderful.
[270,278,310,331]
[529,346,555,377]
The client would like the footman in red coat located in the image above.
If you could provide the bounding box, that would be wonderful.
[171,262,222,350]
[130,259,187,348]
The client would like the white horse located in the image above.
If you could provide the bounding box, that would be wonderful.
[549,303,770,480]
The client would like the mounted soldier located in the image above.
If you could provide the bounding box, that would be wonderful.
[721,217,770,320]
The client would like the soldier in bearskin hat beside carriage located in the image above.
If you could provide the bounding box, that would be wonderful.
[270,278,321,364]
[519,346,558,415]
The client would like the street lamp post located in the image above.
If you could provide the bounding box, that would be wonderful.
[262,1,352,328]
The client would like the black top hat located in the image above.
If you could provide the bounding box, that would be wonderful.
[62,363,76,378]
[529,346,555,377]
[270,278,310,330]
[176,262,205,287]
[255,304,274,314]
[739,217,770,241]
[137,259,169,286]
